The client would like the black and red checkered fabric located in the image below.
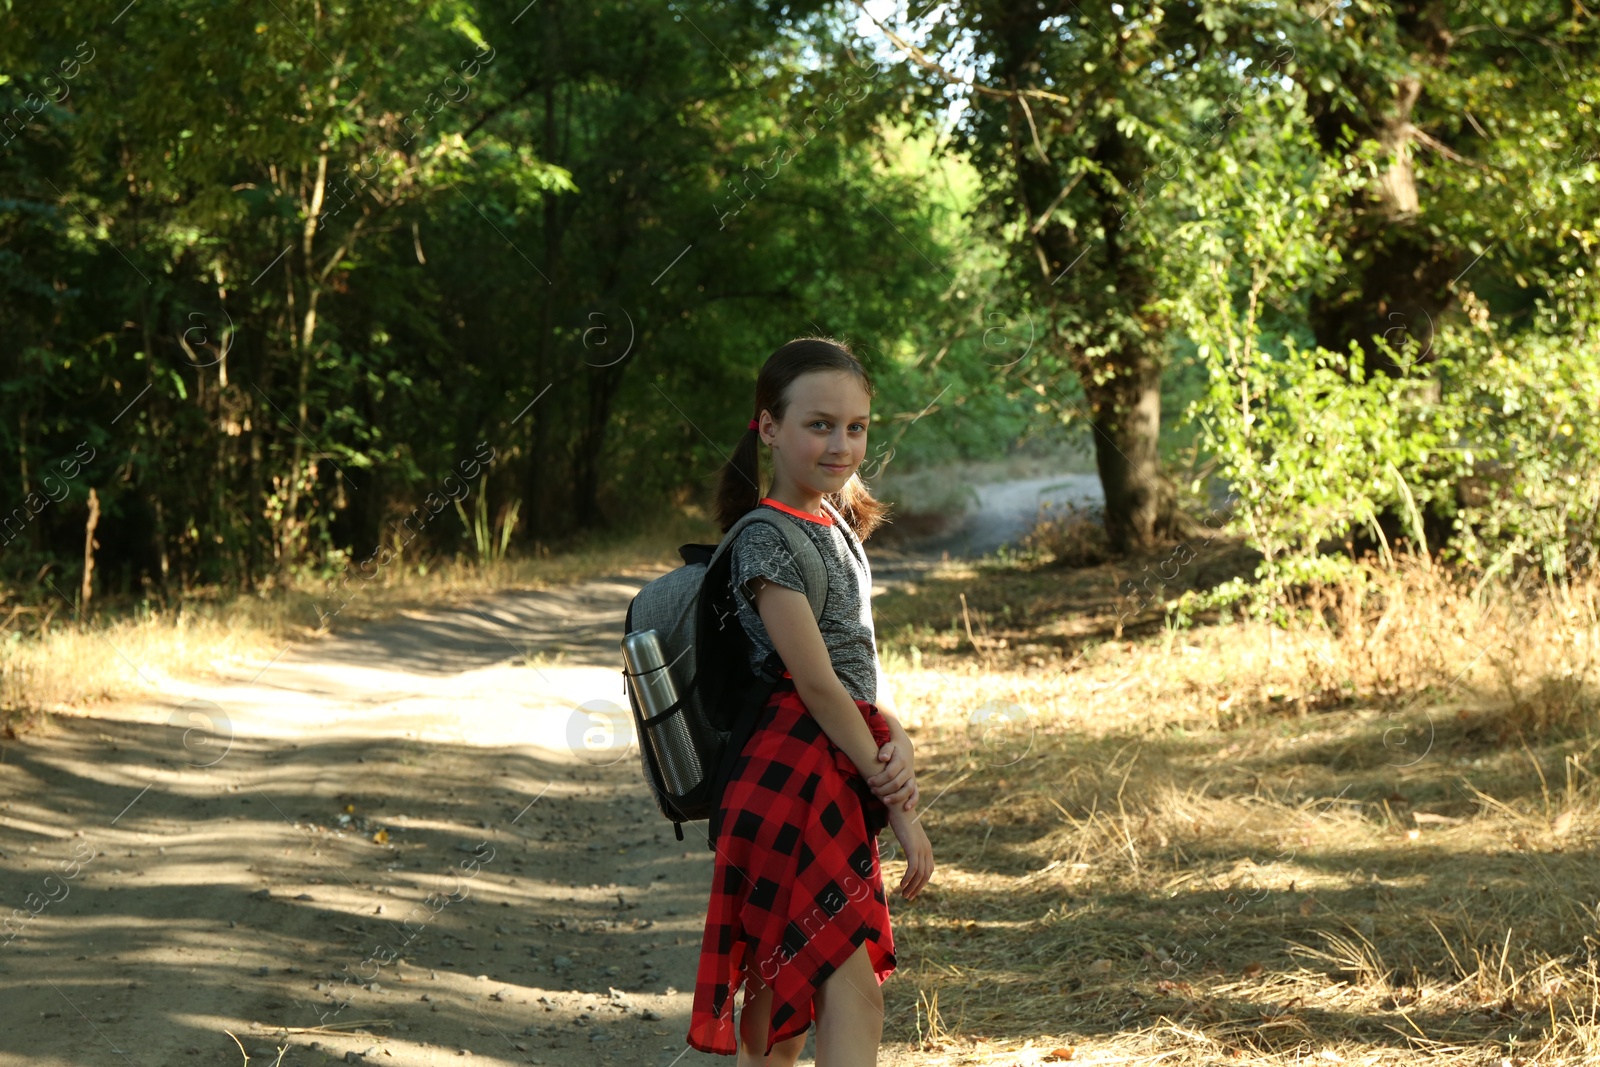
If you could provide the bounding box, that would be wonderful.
[686,677,898,1056]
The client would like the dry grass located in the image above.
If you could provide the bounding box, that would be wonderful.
[9,485,1600,1063]
[1018,502,1115,569]
[0,506,715,721]
[871,556,1600,1066]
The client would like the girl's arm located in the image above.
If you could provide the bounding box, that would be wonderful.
[750,577,884,778]
[878,710,912,752]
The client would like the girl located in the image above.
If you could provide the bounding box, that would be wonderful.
[687,337,935,1067]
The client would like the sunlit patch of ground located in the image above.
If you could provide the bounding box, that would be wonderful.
[871,552,1600,1065]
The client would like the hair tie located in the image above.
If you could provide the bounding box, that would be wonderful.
[747,418,759,431]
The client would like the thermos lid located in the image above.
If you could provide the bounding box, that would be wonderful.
[621,629,666,674]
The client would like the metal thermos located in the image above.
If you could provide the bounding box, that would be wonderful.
[621,629,705,796]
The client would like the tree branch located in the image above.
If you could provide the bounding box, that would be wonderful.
[847,0,1081,109]
[1408,124,1498,172]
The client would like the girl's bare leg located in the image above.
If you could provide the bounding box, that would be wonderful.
[737,973,807,1067]
[812,943,883,1067]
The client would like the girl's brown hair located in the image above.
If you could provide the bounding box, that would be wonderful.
[714,336,892,542]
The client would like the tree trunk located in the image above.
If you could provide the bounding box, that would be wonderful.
[278,152,329,576]
[1307,231,1457,374]
[1303,20,1461,376]
[1052,129,1174,554]
[81,488,99,612]
[1086,356,1170,553]
[572,363,624,529]
[520,40,564,546]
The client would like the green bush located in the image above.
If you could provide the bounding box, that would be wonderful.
[1159,93,1600,620]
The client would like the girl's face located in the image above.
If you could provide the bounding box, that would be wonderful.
[760,370,871,498]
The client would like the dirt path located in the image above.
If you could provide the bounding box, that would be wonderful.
[911,473,1101,563]
[0,481,1079,1067]
[0,569,751,1067]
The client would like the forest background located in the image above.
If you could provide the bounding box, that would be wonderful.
[1,0,1596,612]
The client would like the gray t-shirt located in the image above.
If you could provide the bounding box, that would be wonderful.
[727,497,879,704]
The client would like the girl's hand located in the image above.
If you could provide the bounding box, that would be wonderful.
[885,806,934,901]
[868,739,918,812]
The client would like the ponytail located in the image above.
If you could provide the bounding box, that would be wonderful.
[716,420,766,532]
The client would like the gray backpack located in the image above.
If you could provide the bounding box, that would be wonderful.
[620,505,829,845]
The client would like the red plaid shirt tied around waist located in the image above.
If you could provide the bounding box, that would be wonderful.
[687,678,898,1056]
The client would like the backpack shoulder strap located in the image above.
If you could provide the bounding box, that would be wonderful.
[710,506,829,622]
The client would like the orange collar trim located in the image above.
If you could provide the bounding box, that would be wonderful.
[759,497,834,526]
